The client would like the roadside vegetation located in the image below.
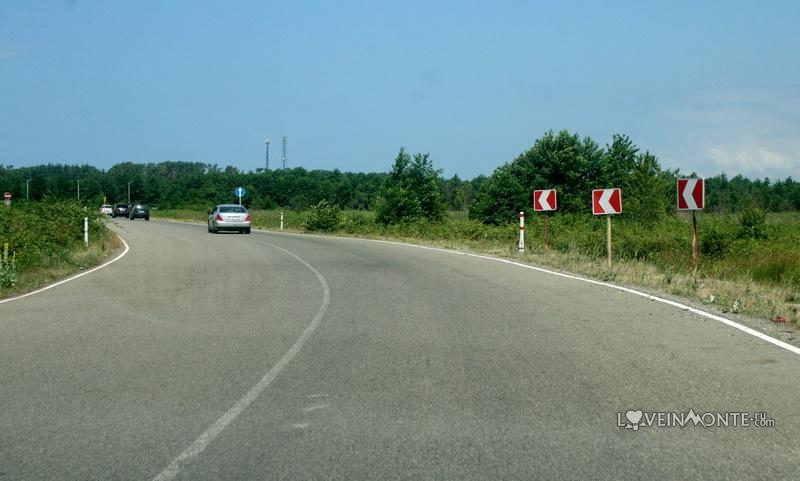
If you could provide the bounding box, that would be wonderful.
[0,200,118,298]
[5,129,800,323]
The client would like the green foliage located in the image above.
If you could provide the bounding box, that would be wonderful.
[0,257,15,288]
[739,208,768,239]
[375,148,445,225]
[0,200,109,270]
[701,224,735,257]
[469,131,675,224]
[304,200,341,232]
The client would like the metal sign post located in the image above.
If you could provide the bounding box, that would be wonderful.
[607,215,612,267]
[533,189,557,250]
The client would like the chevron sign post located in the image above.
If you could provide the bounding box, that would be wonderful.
[677,178,705,273]
[593,188,622,266]
[533,189,557,250]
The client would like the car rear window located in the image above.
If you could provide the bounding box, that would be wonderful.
[219,206,247,213]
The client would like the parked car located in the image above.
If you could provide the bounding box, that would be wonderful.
[112,203,129,218]
[100,204,113,215]
[208,204,251,234]
[129,204,150,220]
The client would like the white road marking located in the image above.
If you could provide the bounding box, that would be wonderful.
[307,394,327,399]
[292,423,311,429]
[365,239,800,357]
[0,235,130,305]
[242,225,800,358]
[160,219,800,357]
[302,404,330,412]
[151,242,331,481]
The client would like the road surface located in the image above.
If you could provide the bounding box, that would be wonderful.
[1,220,799,480]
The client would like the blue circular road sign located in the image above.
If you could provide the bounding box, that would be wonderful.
[234,186,247,197]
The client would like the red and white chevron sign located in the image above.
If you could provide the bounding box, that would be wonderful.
[533,189,557,211]
[677,178,705,210]
[592,188,622,215]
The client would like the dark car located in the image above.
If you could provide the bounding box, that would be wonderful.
[129,204,150,221]
[112,203,129,218]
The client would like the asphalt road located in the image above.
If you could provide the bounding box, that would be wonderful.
[1,219,799,480]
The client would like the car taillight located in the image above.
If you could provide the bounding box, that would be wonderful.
[216,214,223,221]
[245,215,251,222]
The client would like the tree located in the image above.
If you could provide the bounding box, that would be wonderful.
[375,148,445,224]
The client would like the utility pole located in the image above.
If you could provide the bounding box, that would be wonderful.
[77,180,80,201]
[128,181,131,204]
[265,139,270,171]
[26,179,30,200]
[281,135,287,169]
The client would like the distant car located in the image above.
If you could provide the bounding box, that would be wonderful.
[112,203,129,218]
[129,204,150,221]
[100,204,113,215]
[208,204,251,234]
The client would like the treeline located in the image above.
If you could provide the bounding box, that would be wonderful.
[0,162,481,212]
[470,130,800,224]
[1,130,799,222]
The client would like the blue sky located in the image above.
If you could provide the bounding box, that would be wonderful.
[2,0,799,179]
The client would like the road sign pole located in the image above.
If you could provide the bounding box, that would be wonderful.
[692,211,698,274]
[607,215,612,267]
[238,194,241,206]
[543,214,550,251]
[518,212,525,254]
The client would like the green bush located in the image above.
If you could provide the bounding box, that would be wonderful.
[739,208,768,239]
[0,200,109,270]
[701,224,735,257]
[0,257,16,288]
[304,200,341,232]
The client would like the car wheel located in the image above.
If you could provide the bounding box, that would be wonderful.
[245,228,251,234]
[145,217,150,221]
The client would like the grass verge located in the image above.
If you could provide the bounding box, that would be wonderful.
[0,201,121,299]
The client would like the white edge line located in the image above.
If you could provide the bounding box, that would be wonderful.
[151,242,331,481]
[0,234,131,305]
[158,218,800,357]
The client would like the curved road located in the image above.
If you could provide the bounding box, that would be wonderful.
[1,220,799,480]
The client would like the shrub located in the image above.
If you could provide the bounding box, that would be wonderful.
[739,208,767,239]
[0,257,15,288]
[701,225,734,257]
[304,200,341,232]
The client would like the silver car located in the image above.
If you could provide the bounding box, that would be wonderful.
[208,204,252,234]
